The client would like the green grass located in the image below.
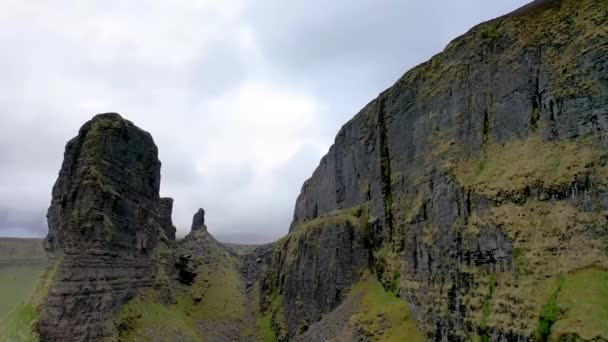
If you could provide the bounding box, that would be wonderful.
[348,276,425,342]
[537,277,563,341]
[0,265,47,320]
[550,267,608,340]
[0,300,40,342]
[256,313,277,342]
[113,292,203,342]
[0,258,60,342]
[174,262,246,321]
[480,276,497,332]
[261,289,288,341]
[388,271,401,294]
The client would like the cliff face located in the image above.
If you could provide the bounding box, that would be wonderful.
[290,0,608,230]
[262,211,370,339]
[265,0,608,340]
[38,113,171,341]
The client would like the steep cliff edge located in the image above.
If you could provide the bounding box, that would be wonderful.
[264,0,608,340]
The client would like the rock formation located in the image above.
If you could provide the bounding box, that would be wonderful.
[191,208,207,231]
[263,0,608,340]
[38,113,172,341]
[174,208,214,286]
[114,209,273,341]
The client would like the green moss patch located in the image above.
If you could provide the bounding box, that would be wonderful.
[256,312,277,342]
[550,267,608,341]
[261,291,287,341]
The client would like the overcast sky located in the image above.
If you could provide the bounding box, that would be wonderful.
[0,0,529,243]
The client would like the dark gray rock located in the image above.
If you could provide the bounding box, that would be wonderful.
[38,113,168,341]
[262,219,369,339]
[159,197,176,241]
[191,208,207,231]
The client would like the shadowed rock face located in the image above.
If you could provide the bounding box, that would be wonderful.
[38,113,171,341]
[160,197,177,240]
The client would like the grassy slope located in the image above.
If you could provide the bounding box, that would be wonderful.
[114,232,272,341]
[0,265,47,320]
[113,291,203,342]
[551,267,608,340]
[0,258,60,342]
[0,238,49,341]
[333,275,425,342]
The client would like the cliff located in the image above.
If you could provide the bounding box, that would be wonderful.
[37,113,172,341]
[263,0,608,340]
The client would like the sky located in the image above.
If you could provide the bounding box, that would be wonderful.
[0,0,530,243]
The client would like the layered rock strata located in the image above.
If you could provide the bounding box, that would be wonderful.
[38,113,171,341]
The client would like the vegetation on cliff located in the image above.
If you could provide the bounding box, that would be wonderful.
[114,229,273,342]
[278,0,608,340]
[346,275,425,341]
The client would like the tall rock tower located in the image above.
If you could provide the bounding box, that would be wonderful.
[39,113,173,341]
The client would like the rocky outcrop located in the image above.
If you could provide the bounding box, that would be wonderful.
[191,208,207,231]
[38,113,171,341]
[267,0,608,340]
[159,197,176,241]
[174,209,220,286]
